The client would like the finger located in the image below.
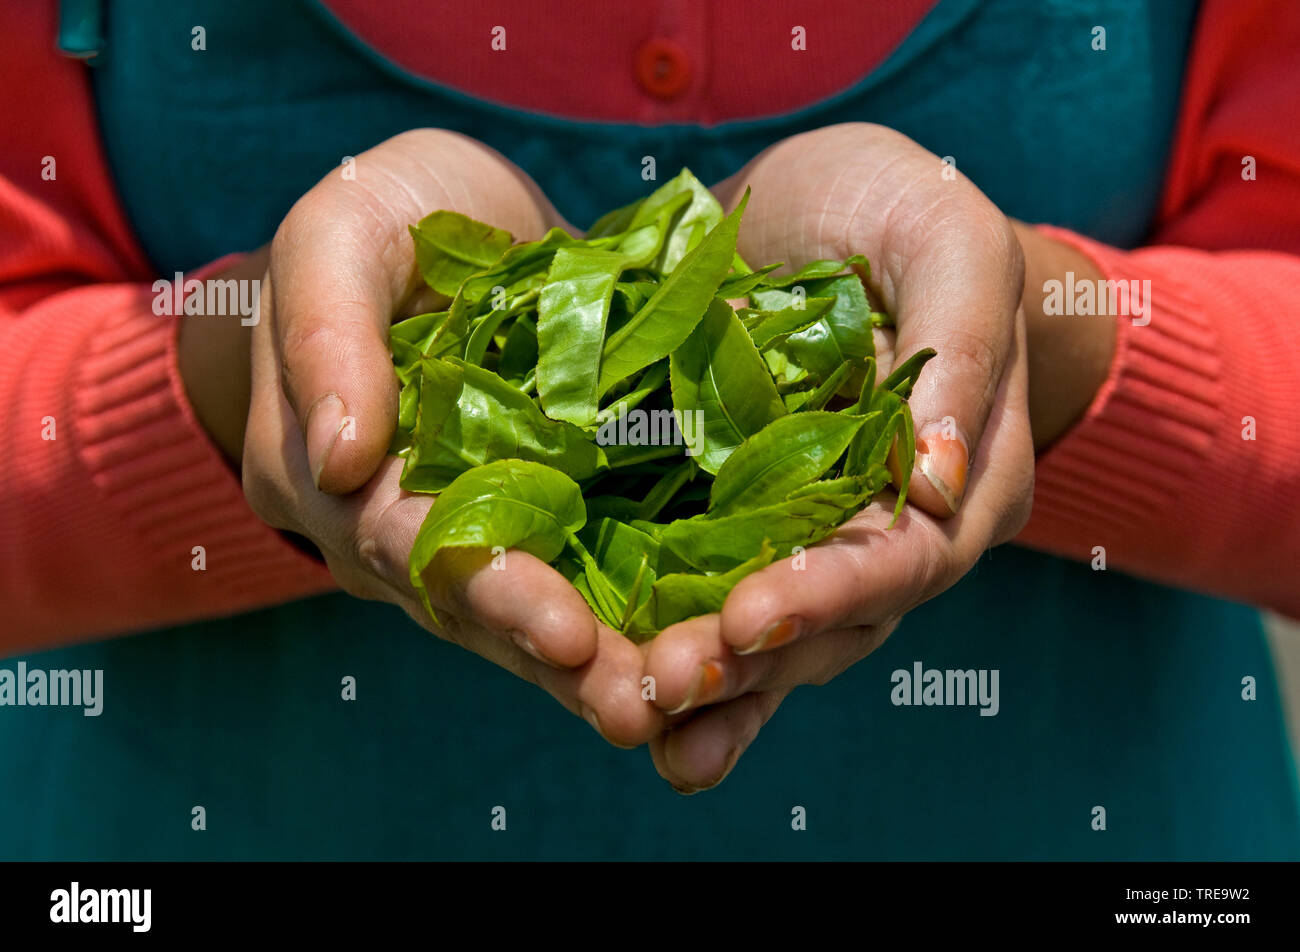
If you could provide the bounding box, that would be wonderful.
[647,611,886,713]
[886,210,1023,517]
[649,689,790,793]
[269,130,558,494]
[268,185,404,496]
[643,614,737,714]
[718,501,949,654]
[315,450,599,670]
[247,353,601,672]
[420,546,599,669]
[534,627,666,748]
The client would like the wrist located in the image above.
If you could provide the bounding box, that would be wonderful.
[1010,220,1118,451]
[176,247,270,463]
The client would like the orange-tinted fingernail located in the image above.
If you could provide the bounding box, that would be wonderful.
[916,422,969,515]
[737,615,802,655]
[667,659,727,714]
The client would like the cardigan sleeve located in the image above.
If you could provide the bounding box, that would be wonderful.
[1015,0,1300,618]
[0,3,333,656]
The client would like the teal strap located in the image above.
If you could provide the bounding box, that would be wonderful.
[57,0,104,61]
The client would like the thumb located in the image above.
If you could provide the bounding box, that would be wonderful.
[885,218,1024,518]
[267,208,406,494]
[267,130,566,494]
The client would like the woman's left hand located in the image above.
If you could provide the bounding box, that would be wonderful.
[643,123,1037,793]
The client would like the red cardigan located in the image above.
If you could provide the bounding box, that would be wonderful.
[2,0,1298,653]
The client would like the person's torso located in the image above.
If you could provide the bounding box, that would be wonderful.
[4,0,1295,860]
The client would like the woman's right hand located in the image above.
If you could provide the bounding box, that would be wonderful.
[242,129,664,748]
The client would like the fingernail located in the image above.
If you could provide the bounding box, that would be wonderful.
[508,628,561,669]
[736,615,802,656]
[581,705,636,749]
[306,393,347,490]
[700,745,744,791]
[673,745,742,795]
[916,422,969,515]
[667,659,727,715]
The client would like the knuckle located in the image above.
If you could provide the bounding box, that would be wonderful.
[805,627,876,687]
[279,320,343,379]
[997,463,1036,544]
[912,525,961,606]
[943,326,1004,389]
[431,610,473,652]
[322,555,386,603]
[350,493,415,590]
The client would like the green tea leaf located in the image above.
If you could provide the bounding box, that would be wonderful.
[740,297,835,351]
[715,263,782,299]
[463,289,536,367]
[880,347,938,398]
[588,518,660,602]
[707,411,869,516]
[598,192,749,394]
[410,211,513,297]
[595,361,668,424]
[624,542,776,641]
[616,190,692,270]
[760,254,868,288]
[536,247,627,426]
[786,277,875,377]
[400,358,605,492]
[799,360,857,412]
[496,314,538,385]
[409,459,587,612]
[636,459,696,521]
[457,227,583,305]
[630,169,724,274]
[660,487,871,572]
[844,382,904,477]
[784,468,890,501]
[669,297,786,474]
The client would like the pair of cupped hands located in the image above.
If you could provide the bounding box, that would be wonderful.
[241,122,1035,793]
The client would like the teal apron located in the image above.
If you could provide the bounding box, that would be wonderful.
[4,0,1295,859]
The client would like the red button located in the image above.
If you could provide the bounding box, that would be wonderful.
[635,38,691,100]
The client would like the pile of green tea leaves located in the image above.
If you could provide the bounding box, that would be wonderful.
[389,169,933,641]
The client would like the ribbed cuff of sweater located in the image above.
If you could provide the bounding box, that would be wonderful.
[71,255,335,634]
[1016,227,1300,617]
